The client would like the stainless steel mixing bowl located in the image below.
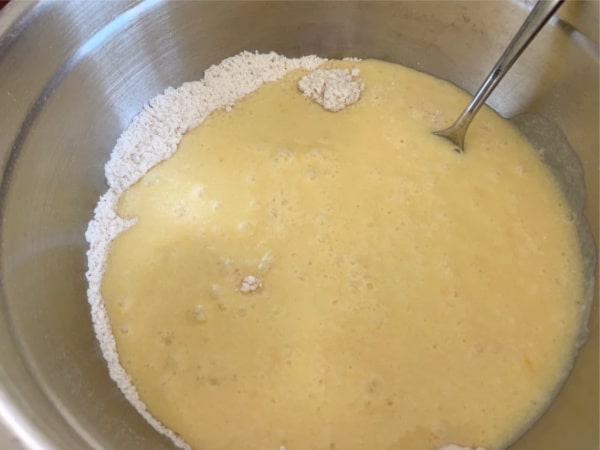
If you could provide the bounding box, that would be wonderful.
[0,1,597,449]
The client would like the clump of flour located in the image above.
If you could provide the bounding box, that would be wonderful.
[240,275,262,293]
[85,51,326,449]
[298,67,364,111]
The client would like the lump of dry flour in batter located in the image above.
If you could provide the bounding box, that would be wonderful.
[240,275,262,293]
[298,68,364,111]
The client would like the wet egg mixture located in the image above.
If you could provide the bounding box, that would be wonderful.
[102,60,585,450]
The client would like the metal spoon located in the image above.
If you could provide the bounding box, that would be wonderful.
[434,0,564,152]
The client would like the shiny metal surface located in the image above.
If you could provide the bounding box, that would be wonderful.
[0,1,597,449]
[435,0,564,152]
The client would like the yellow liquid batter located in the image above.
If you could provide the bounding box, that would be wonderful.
[102,60,585,450]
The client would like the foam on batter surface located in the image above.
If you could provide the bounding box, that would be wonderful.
[87,54,588,450]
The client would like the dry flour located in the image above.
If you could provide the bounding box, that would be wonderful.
[298,67,364,111]
[240,275,262,294]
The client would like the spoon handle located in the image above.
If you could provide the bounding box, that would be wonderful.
[465,0,564,115]
[439,0,564,150]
